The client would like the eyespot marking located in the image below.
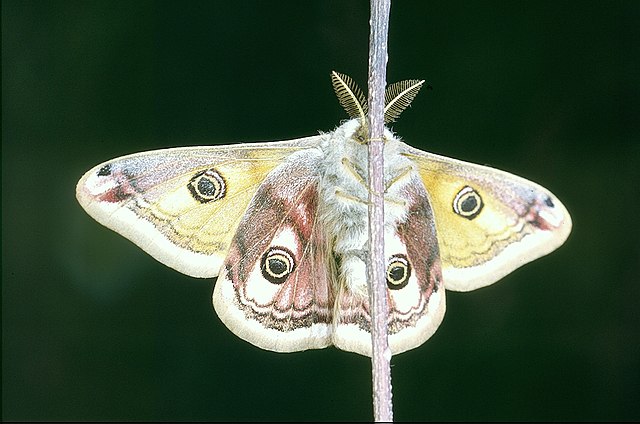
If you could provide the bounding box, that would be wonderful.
[386,254,411,290]
[261,246,296,284]
[453,185,483,220]
[188,168,226,203]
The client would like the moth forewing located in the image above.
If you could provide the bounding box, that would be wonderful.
[75,138,322,278]
[401,144,572,292]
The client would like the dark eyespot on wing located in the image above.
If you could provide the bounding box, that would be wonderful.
[386,254,411,290]
[260,246,296,284]
[453,185,484,220]
[187,168,226,203]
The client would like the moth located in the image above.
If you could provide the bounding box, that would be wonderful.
[76,72,572,357]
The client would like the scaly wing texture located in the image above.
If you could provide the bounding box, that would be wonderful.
[213,149,334,352]
[403,144,572,291]
[76,136,322,278]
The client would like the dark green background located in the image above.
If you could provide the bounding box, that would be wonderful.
[3,1,639,421]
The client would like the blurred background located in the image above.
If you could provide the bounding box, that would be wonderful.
[3,1,638,421]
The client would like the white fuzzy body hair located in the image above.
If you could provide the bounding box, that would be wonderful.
[316,118,417,296]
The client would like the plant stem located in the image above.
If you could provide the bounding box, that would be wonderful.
[367,0,393,421]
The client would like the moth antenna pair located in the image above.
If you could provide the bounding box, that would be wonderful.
[330,70,426,126]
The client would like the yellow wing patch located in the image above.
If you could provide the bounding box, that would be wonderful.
[137,154,287,256]
[77,137,321,278]
[404,146,571,291]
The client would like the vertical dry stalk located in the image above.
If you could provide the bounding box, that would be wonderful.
[367,0,393,421]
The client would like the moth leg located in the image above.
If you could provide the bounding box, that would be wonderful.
[338,157,409,208]
[335,189,368,205]
[336,187,405,209]
[341,157,366,186]
[385,165,413,192]
[384,196,407,207]
[343,156,412,194]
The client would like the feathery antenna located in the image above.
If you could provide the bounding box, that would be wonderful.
[331,71,368,122]
[332,71,425,126]
[384,79,425,123]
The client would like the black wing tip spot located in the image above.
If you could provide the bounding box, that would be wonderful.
[544,196,555,208]
[97,164,112,176]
